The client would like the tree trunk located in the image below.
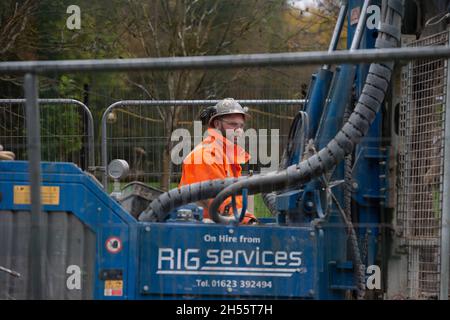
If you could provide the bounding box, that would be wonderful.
[161,146,171,191]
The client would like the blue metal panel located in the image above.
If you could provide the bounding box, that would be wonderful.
[304,69,334,140]
[290,68,334,165]
[315,65,356,150]
[276,190,302,211]
[329,261,355,290]
[0,161,138,300]
[138,223,317,299]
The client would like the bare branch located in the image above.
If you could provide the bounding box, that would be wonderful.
[142,2,162,57]
[160,0,173,30]
[0,0,36,55]
[178,1,188,56]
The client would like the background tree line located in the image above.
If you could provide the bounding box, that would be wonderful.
[0,0,343,190]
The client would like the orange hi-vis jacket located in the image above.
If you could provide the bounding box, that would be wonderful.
[179,128,257,223]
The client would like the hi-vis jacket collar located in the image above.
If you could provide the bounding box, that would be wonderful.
[183,128,250,165]
[204,128,250,165]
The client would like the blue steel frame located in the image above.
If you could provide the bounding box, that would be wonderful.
[273,0,386,299]
[348,0,386,271]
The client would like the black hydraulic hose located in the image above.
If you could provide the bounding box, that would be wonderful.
[139,177,242,222]
[209,0,404,224]
[139,0,404,224]
[342,83,371,300]
[342,96,366,299]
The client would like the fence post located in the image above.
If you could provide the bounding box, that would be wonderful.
[440,56,450,300]
[24,73,43,300]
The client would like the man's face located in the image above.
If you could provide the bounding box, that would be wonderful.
[214,114,245,143]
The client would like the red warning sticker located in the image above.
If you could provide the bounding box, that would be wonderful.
[104,280,123,297]
[105,237,122,254]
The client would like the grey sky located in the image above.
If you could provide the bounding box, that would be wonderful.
[288,0,317,10]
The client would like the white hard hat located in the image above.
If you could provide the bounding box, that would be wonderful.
[208,98,250,125]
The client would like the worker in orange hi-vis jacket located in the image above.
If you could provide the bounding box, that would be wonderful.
[179,98,258,224]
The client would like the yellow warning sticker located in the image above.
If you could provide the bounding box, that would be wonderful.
[104,280,123,297]
[105,280,123,290]
[13,185,60,205]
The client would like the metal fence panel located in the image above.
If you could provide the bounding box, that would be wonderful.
[398,30,450,299]
[102,100,305,189]
[0,99,94,171]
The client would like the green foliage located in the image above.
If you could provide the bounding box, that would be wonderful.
[33,0,132,159]
[254,194,272,218]
[40,75,83,161]
[40,106,83,162]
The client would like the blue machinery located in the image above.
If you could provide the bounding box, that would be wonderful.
[0,161,320,299]
[0,0,404,299]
